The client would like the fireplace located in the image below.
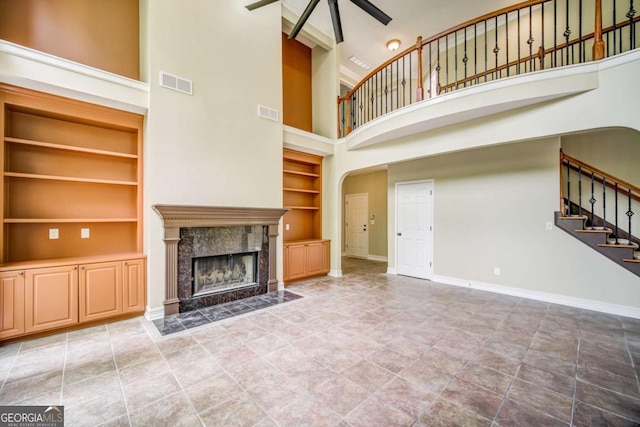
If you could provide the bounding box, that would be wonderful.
[193,251,258,297]
[153,205,287,316]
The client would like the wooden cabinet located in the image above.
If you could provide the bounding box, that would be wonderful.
[283,240,330,283]
[0,270,25,339]
[122,258,146,314]
[283,148,331,283]
[1,84,143,262]
[79,261,122,323]
[0,256,146,340]
[283,149,322,242]
[0,85,147,339]
[25,266,78,334]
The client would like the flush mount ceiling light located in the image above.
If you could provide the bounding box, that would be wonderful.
[348,55,372,70]
[386,39,401,52]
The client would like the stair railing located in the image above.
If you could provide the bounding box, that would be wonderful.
[560,149,639,245]
[338,0,639,138]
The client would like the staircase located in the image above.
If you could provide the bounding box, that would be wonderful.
[556,150,640,278]
[555,212,640,277]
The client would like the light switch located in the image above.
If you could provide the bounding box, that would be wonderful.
[81,228,90,238]
[370,219,375,225]
[285,224,290,231]
[49,229,59,239]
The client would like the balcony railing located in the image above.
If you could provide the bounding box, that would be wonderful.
[338,0,639,138]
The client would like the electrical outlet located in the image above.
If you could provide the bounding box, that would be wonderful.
[546,221,553,230]
[285,224,290,231]
[81,228,90,238]
[494,267,501,276]
[49,228,59,239]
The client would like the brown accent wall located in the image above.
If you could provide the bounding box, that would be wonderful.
[0,0,140,80]
[282,33,312,132]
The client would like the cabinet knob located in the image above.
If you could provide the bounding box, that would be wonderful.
[124,262,128,265]
[18,271,23,276]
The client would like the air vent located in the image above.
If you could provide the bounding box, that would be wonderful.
[257,105,279,122]
[159,71,193,95]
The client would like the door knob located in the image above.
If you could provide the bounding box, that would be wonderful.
[397,232,402,236]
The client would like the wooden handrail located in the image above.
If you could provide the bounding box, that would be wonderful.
[560,150,640,200]
[338,40,420,103]
[419,0,549,49]
[440,15,640,92]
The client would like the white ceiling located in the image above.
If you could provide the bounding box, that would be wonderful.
[279,0,518,85]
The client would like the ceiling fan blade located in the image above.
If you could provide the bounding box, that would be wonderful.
[349,0,391,25]
[288,0,321,40]
[245,0,279,11]
[328,0,344,44]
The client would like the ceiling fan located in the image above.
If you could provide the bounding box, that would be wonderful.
[245,0,392,44]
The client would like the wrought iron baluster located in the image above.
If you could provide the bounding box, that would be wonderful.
[627,189,634,241]
[528,6,534,71]
[590,172,596,229]
[402,55,406,106]
[464,27,468,86]
[428,42,432,98]
[628,0,636,50]
[494,16,500,79]
[350,93,356,131]
[564,0,571,65]
[369,80,374,122]
[474,24,478,84]
[578,166,582,216]
[455,31,458,89]
[505,13,510,76]
[396,59,399,109]
[566,160,571,215]
[615,182,619,244]
[541,1,545,70]
[554,0,558,67]
[485,21,488,82]
[446,35,449,91]
[517,9,521,74]
[409,52,413,103]
[614,0,618,54]
[603,177,607,227]
[579,0,583,62]
[384,67,388,115]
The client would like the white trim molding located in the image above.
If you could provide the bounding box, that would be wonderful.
[432,274,640,320]
[367,254,388,262]
[145,306,165,321]
[328,269,342,278]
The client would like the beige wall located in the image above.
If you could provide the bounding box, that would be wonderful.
[143,0,283,310]
[342,170,388,258]
[387,138,640,307]
[562,128,640,186]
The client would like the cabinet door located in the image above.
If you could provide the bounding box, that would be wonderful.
[322,241,331,274]
[0,271,25,339]
[79,261,122,323]
[122,259,146,314]
[25,266,78,333]
[306,242,324,276]
[287,244,307,280]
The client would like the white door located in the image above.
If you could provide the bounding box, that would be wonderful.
[345,193,368,258]
[396,180,434,279]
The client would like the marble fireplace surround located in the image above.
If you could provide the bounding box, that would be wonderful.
[153,205,287,316]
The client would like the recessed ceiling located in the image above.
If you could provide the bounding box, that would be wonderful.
[281,0,519,86]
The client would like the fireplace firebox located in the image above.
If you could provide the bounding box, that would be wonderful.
[193,251,258,297]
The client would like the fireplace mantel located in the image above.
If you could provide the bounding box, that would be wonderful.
[153,205,287,315]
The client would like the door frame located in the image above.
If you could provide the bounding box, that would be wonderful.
[394,179,435,279]
[345,193,369,258]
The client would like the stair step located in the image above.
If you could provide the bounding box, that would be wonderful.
[558,215,588,220]
[624,258,640,263]
[575,228,611,234]
[605,238,638,246]
[598,243,638,249]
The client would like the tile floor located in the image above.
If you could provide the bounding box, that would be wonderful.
[1,258,639,426]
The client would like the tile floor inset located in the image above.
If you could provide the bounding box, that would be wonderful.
[1,258,640,426]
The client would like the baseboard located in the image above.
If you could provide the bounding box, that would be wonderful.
[386,267,397,275]
[328,269,342,277]
[432,274,640,320]
[145,306,165,321]
[367,255,388,262]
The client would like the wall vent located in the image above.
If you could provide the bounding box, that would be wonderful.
[257,105,279,122]
[159,71,193,95]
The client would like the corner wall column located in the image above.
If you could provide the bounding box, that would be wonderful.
[267,224,279,292]
[163,227,180,315]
